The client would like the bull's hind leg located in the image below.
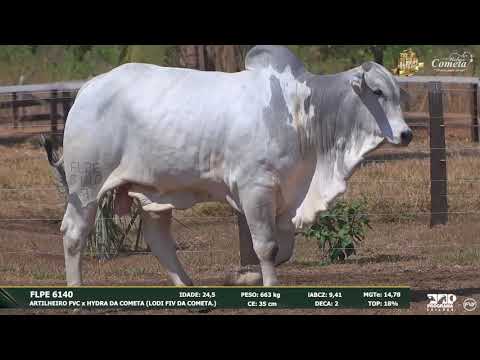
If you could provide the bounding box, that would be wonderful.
[274,210,296,266]
[141,210,193,286]
[60,194,97,286]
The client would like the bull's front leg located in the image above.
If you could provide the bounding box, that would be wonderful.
[228,210,296,286]
[241,186,279,286]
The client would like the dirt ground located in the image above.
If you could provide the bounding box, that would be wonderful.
[1,216,479,315]
[1,128,480,316]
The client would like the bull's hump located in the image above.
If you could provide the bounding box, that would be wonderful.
[245,46,306,78]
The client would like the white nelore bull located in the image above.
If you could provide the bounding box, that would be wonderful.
[45,45,412,287]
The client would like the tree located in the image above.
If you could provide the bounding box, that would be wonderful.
[369,45,386,65]
[179,45,205,69]
[64,45,94,62]
[118,45,130,65]
[179,45,249,72]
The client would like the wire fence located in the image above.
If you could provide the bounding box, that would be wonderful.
[1,148,480,264]
[1,78,480,278]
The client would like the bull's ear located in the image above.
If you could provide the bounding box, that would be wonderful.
[351,72,365,94]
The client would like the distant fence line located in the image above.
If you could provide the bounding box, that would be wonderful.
[0,75,479,264]
[0,81,83,131]
[398,76,480,143]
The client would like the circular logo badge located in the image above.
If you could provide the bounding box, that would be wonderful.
[463,298,477,312]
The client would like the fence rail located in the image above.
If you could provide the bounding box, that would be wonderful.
[0,82,80,131]
[397,76,480,142]
[0,81,85,95]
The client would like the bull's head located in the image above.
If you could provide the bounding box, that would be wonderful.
[293,61,413,230]
[351,61,412,146]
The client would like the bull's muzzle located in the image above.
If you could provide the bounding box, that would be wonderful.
[400,129,413,146]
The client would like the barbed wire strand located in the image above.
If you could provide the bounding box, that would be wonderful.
[0,249,230,256]
[1,211,480,222]
[3,178,480,191]
[4,142,480,153]
[1,242,479,258]
[0,86,477,97]
[0,125,65,131]
[0,215,237,222]
[2,124,480,131]
[3,193,480,205]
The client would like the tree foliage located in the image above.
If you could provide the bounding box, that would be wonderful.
[1,45,479,85]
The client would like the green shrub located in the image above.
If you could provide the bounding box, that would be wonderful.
[302,199,371,265]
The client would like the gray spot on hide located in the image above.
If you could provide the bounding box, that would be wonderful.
[262,76,293,141]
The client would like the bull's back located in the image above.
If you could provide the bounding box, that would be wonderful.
[63,63,269,205]
[67,63,263,146]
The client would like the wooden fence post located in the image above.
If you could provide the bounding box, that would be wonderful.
[428,81,448,227]
[237,212,259,266]
[50,90,58,132]
[61,91,72,125]
[404,83,410,112]
[12,92,18,129]
[472,82,480,143]
[197,45,206,71]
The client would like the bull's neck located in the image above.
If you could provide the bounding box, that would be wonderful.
[298,72,349,155]
[302,70,382,180]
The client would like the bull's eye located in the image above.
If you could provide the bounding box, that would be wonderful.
[373,89,383,97]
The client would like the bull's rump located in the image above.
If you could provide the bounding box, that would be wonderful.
[62,63,281,208]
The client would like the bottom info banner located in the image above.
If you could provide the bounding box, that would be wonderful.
[0,287,410,310]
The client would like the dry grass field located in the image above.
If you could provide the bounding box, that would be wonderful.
[0,124,480,315]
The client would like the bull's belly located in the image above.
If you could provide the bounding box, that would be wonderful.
[129,182,229,210]
[109,170,236,216]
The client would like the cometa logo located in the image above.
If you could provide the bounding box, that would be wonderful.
[432,51,474,73]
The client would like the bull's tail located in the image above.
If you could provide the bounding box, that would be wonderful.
[39,134,69,196]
